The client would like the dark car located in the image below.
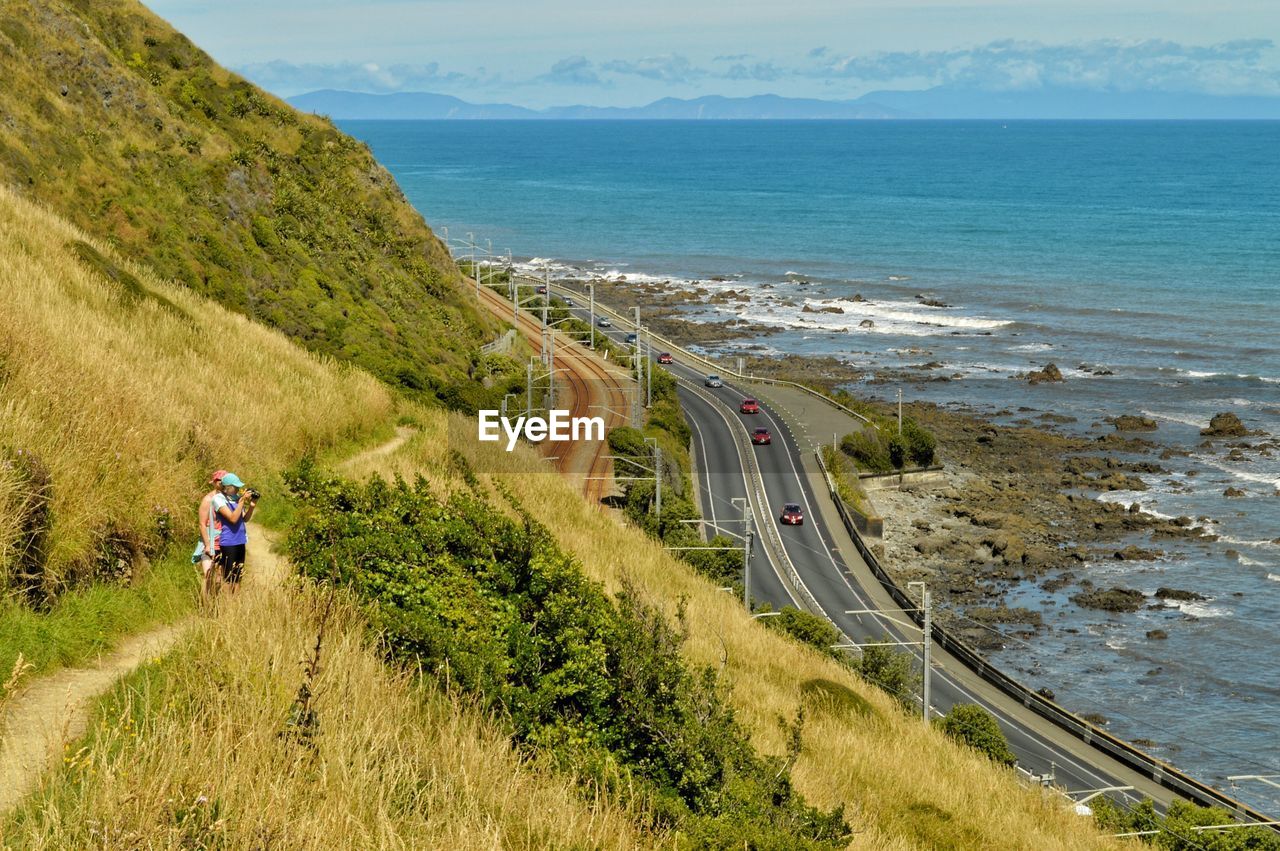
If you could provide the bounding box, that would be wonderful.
[739,398,760,414]
[625,332,638,345]
[752,427,772,445]
[536,285,548,294]
[597,317,612,328]
[657,352,673,364]
[780,503,804,525]
[564,297,575,307]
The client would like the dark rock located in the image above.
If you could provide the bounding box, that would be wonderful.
[1225,549,1240,560]
[858,319,874,328]
[1155,587,1206,602]
[1070,586,1145,612]
[1080,712,1109,727]
[1223,487,1247,498]
[801,303,844,314]
[1036,687,1056,701]
[1110,414,1158,431]
[1200,412,1249,437]
[1027,363,1064,384]
[1114,545,1163,561]
[1146,629,1169,640]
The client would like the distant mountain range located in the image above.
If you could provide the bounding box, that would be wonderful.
[288,87,1280,120]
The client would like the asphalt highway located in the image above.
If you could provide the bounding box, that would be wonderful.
[544,279,1275,831]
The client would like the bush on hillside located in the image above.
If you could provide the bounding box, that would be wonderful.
[853,639,921,714]
[284,461,850,845]
[761,607,844,660]
[936,704,1017,767]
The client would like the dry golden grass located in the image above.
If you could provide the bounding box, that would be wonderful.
[2,560,654,849]
[0,185,394,588]
[357,412,1123,851]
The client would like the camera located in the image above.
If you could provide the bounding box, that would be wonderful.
[247,488,261,501]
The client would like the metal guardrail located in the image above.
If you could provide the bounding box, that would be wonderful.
[812,449,1279,829]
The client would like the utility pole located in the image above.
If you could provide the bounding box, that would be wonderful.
[898,387,903,435]
[909,580,932,723]
[741,499,753,609]
[526,359,534,417]
[588,283,596,350]
[632,306,643,426]
[654,444,662,521]
[510,263,518,326]
[645,337,652,407]
[541,263,549,330]
[485,239,492,291]
[547,328,556,409]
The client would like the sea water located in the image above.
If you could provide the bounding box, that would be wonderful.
[342,119,1280,812]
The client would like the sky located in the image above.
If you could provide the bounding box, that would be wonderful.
[148,0,1280,107]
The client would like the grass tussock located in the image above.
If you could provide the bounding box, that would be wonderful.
[2,577,654,849]
[361,412,1122,851]
[0,184,394,596]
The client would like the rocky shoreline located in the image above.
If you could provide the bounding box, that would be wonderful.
[563,272,1277,652]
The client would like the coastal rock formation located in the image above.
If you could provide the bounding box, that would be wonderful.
[859,319,874,328]
[1070,586,1145,612]
[1026,363,1064,384]
[1154,587,1206,602]
[801,303,845,314]
[1110,415,1158,431]
[1200,412,1249,437]
[1146,629,1169,640]
[1223,487,1247,498]
[1113,545,1163,561]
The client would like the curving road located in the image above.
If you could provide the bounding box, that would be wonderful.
[542,278,1280,830]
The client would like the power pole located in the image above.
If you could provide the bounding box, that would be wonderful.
[547,327,556,409]
[541,263,549,330]
[631,306,642,427]
[588,284,596,350]
[922,588,932,723]
[526,359,534,417]
[898,387,903,435]
[654,444,662,521]
[645,336,652,407]
[742,499,753,610]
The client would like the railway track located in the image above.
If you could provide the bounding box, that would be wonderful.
[472,283,631,504]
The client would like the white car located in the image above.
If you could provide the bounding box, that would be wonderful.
[705,374,723,388]
[596,317,612,328]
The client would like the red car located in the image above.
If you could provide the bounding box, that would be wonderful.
[752,427,771,445]
[739,398,760,414]
[657,352,673,364]
[780,503,804,525]
[536,285,548,294]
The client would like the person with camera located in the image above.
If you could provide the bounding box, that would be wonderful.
[212,472,258,592]
[194,469,228,604]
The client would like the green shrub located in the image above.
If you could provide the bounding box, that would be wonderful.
[840,429,893,474]
[935,704,1016,767]
[762,607,843,659]
[903,418,937,466]
[283,462,850,845]
[887,433,907,469]
[1090,797,1280,850]
[852,638,921,714]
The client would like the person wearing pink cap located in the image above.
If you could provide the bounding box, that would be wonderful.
[194,469,227,604]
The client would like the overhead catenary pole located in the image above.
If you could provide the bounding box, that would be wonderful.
[908,580,932,723]
[526,359,534,418]
[898,387,903,434]
[741,499,753,609]
[632,306,642,426]
[645,336,652,407]
[588,283,596,349]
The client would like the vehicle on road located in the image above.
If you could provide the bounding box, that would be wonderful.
[739,397,759,414]
[780,502,804,525]
[536,285,548,294]
[705,374,723,388]
[597,317,612,328]
[752,427,772,445]
[564,297,574,307]
[625,332,638,345]
[657,352,673,364]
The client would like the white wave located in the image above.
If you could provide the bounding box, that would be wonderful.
[1268,573,1280,583]
[1009,342,1054,352]
[1216,535,1278,548]
[1195,456,1280,488]
[1139,410,1207,429]
[1238,555,1272,567]
[1167,599,1228,619]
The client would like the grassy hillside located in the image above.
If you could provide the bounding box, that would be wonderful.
[0,184,393,599]
[0,0,499,399]
[3,566,654,848]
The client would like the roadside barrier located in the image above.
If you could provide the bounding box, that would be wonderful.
[813,448,1277,828]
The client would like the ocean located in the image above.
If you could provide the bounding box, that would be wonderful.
[340,119,1280,811]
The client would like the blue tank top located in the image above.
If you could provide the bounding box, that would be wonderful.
[219,496,247,546]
